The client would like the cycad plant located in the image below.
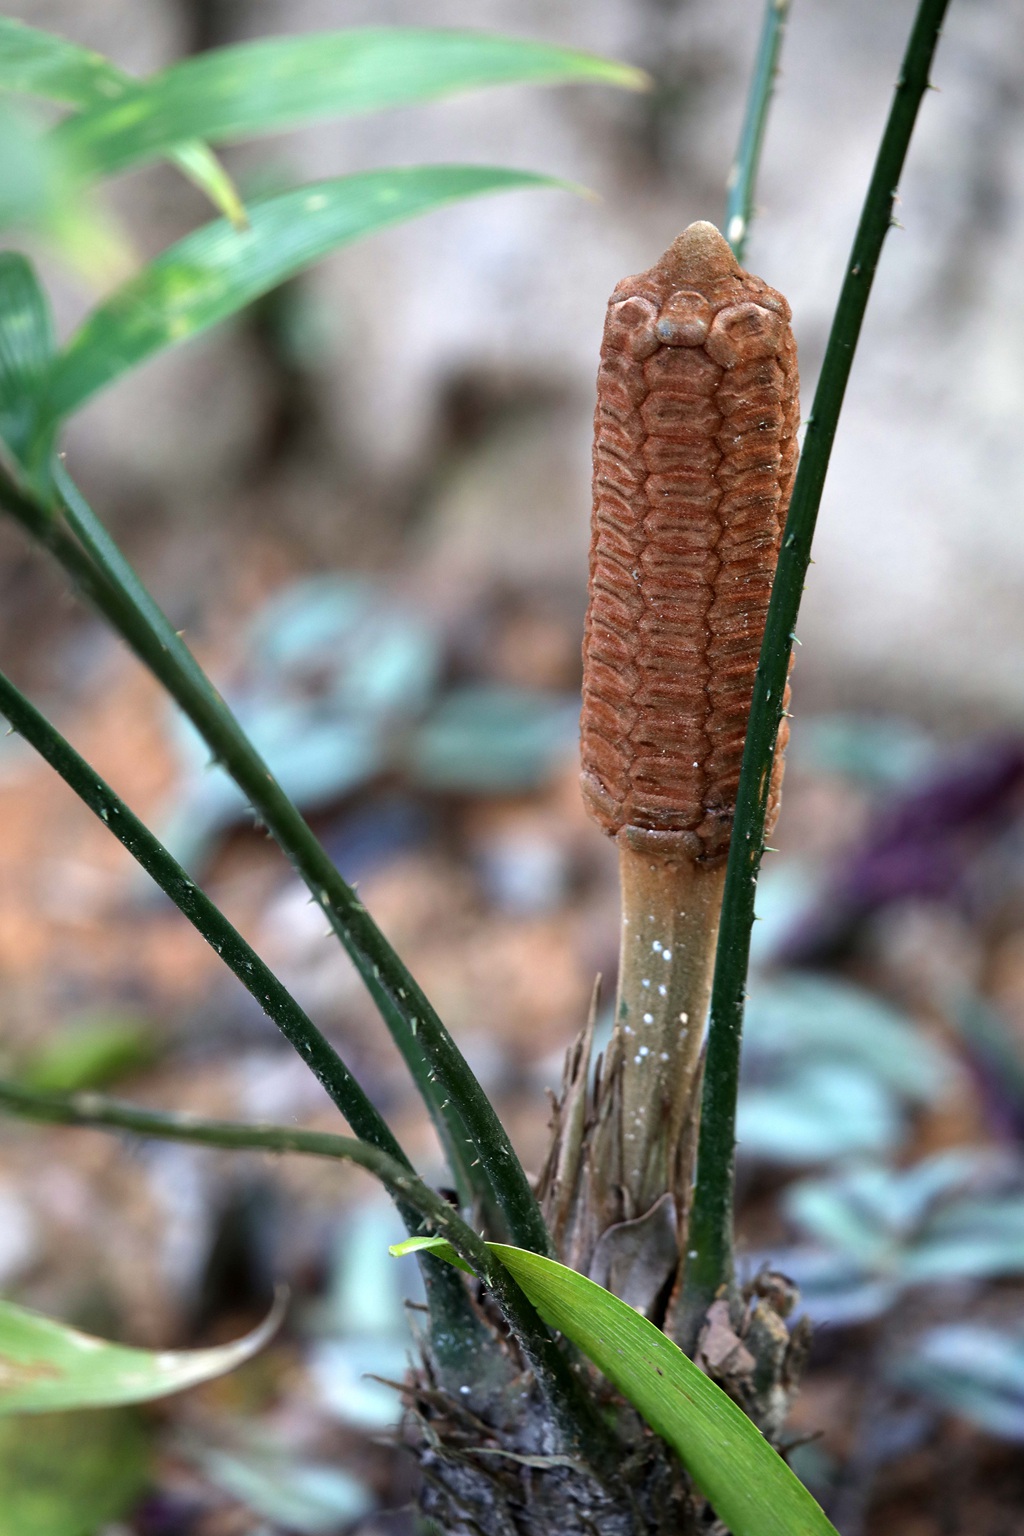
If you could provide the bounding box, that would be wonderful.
[0,3,951,1533]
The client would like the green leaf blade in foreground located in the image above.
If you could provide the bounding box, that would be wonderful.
[0,1292,284,1415]
[394,1237,839,1536]
[52,28,646,182]
[45,166,566,421]
[0,17,245,227]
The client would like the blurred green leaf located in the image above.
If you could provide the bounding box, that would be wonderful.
[19,1014,157,1094]
[0,1291,284,1414]
[0,102,55,233]
[392,1236,839,1536]
[52,28,646,182]
[44,166,568,421]
[0,252,56,491]
[0,1408,149,1536]
[0,17,138,108]
[0,99,137,282]
[0,17,244,225]
[785,1166,903,1269]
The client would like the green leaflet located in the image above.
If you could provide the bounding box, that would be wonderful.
[43,166,568,422]
[392,1237,839,1536]
[51,28,646,183]
[0,1290,284,1414]
[0,16,244,225]
[0,17,139,107]
[0,253,56,492]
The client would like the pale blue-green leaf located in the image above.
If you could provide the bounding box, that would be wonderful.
[44,167,568,421]
[753,1247,899,1328]
[893,1324,1024,1442]
[410,686,578,792]
[247,574,440,716]
[0,1290,284,1414]
[0,17,244,225]
[792,713,937,787]
[0,252,56,489]
[194,1438,372,1535]
[743,974,950,1104]
[904,1189,1024,1285]
[309,1203,420,1430]
[309,1336,411,1428]
[747,862,820,965]
[737,1062,901,1164]
[158,706,384,872]
[902,1232,1024,1285]
[0,1408,149,1536]
[890,1148,1013,1228]
[783,1170,901,1268]
[52,28,647,181]
[391,1236,839,1536]
[784,1153,1024,1293]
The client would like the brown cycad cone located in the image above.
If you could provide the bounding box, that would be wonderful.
[581,219,798,861]
[542,223,798,1323]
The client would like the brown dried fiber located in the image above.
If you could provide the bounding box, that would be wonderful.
[581,221,799,864]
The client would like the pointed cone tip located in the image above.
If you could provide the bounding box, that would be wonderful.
[658,221,739,286]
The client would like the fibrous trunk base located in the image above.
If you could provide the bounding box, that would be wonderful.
[404,1337,707,1536]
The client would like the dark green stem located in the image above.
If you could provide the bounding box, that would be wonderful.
[0,461,551,1257]
[686,0,952,1330]
[0,665,397,1166]
[0,664,503,1367]
[725,0,791,262]
[0,1080,609,1457]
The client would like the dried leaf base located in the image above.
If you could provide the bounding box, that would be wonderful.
[539,848,725,1321]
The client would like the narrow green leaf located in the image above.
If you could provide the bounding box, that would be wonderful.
[169,138,248,228]
[393,1237,839,1536]
[45,166,567,422]
[0,253,56,490]
[0,16,244,226]
[724,0,791,262]
[689,0,953,1317]
[0,1290,285,1415]
[52,28,646,183]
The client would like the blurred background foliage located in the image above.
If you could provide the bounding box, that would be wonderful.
[2,1,1024,1533]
